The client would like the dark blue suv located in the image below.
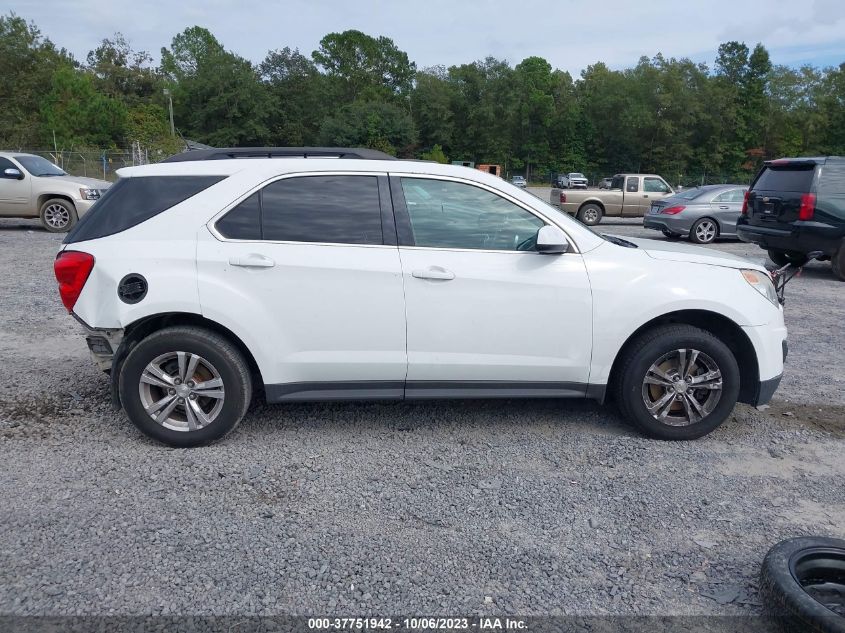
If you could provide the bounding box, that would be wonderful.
[737,157,845,280]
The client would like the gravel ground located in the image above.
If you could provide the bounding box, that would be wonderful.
[1,215,843,618]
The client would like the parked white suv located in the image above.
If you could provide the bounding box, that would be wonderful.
[0,152,111,232]
[53,147,787,447]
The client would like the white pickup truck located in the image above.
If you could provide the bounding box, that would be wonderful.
[550,173,674,225]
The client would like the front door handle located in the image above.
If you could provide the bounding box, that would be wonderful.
[412,266,455,281]
[229,254,275,268]
[719,205,730,209]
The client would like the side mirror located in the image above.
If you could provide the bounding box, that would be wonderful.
[3,168,23,180]
[535,225,569,254]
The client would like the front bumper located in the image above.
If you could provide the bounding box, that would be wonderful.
[754,374,782,406]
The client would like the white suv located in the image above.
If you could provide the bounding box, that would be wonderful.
[53,147,787,447]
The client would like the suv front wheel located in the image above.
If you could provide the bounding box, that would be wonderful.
[40,198,78,232]
[613,324,740,440]
[118,326,253,447]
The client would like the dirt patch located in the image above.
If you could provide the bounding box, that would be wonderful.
[763,399,845,437]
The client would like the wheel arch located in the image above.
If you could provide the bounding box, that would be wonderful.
[112,312,264,407]
[38,193,76,210]
[579,199,606,213]
[604,309,759,405]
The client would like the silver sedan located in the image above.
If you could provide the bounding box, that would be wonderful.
[643,184,748,244]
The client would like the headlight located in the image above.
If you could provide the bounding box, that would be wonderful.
[741,269,779,306]
[79,188,100,200]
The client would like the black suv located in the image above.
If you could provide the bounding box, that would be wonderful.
[737,157,845,280]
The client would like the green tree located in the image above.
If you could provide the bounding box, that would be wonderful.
[319,101,416,155]
[40,66,127,148]
[160,26,269,145]
[0,13,71,147]
[411,67,455,156]
[312,30,415,101]
[86,33,161,105]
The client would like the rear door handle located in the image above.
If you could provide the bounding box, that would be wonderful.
[719,205,730,210]
[228,254,275,268]
[412,266,455,281]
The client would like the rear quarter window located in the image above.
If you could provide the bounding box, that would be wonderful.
[64,175,225,244]
[753,166,815,193]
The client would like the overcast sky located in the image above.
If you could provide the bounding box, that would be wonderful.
[12,0,845,74]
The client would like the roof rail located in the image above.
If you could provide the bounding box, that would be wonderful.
[161,147,397,163]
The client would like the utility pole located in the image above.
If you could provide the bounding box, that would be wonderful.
[163,88,175,136]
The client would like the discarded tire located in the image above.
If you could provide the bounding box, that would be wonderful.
[760,536,845,633]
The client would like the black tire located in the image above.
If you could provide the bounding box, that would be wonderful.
[611,324,740,440]
[39,198,78,233]
[690,217,719,244]
[577,204,603,226]
[768,249,809,268]
[831,242,845,282]
[118,326,252,447]
[760,536,845,633]
[662,229,679,239]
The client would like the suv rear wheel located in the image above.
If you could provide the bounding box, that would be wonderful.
[118,326,253,447]
[768,249,809,268]
[613,324,740,440]
[40,198,78,232]
[831,242,845,281]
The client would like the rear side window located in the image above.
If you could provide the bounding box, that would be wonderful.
[260,175,382,244]
[626,177,639,193]
[753,166,815,193]
[216,193,261,240]
[64,176,225,244]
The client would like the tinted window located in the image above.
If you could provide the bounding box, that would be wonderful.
[753,166,815,192]
[626,177,639,193]
[216,192,260,240]
[401,178,544,251]
[643,177,670,193]
[64,176,225,244]
[261,175,382,245]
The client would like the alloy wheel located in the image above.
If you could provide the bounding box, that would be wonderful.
[641,348,722,426]
[694,220,717,243]
[44,204,70,229]
[138,351,225,432]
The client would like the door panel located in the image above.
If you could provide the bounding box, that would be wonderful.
[0,158,31,215]
[392,175,593,388]
[198,173,407,392]
[710,188,746,235]
[399,248,593,386]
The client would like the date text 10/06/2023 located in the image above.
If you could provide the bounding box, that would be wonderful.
[308,617,528,630]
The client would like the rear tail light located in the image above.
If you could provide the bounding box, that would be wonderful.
[661,205,685,215]
[798,193,816,220]
[54,251,95,312]
[741,191,749,215]
[559,192,567,204]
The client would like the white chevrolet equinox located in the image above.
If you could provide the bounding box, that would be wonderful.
[53,147,787,447]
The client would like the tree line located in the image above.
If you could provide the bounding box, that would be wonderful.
[2,12,843,184]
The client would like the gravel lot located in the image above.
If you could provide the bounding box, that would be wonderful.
[1,212,843,618]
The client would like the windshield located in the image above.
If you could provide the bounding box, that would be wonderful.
[569,173,585,179]
[14,155,67,177]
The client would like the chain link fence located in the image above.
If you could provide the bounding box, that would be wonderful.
[17,144,156,182]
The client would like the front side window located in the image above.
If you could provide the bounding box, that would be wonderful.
[0,157,19,175]
[261,175,382,245]
[400,178,545,251]
[643,177,670,193]
[626,177,639,193]
[14,155,66,177]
